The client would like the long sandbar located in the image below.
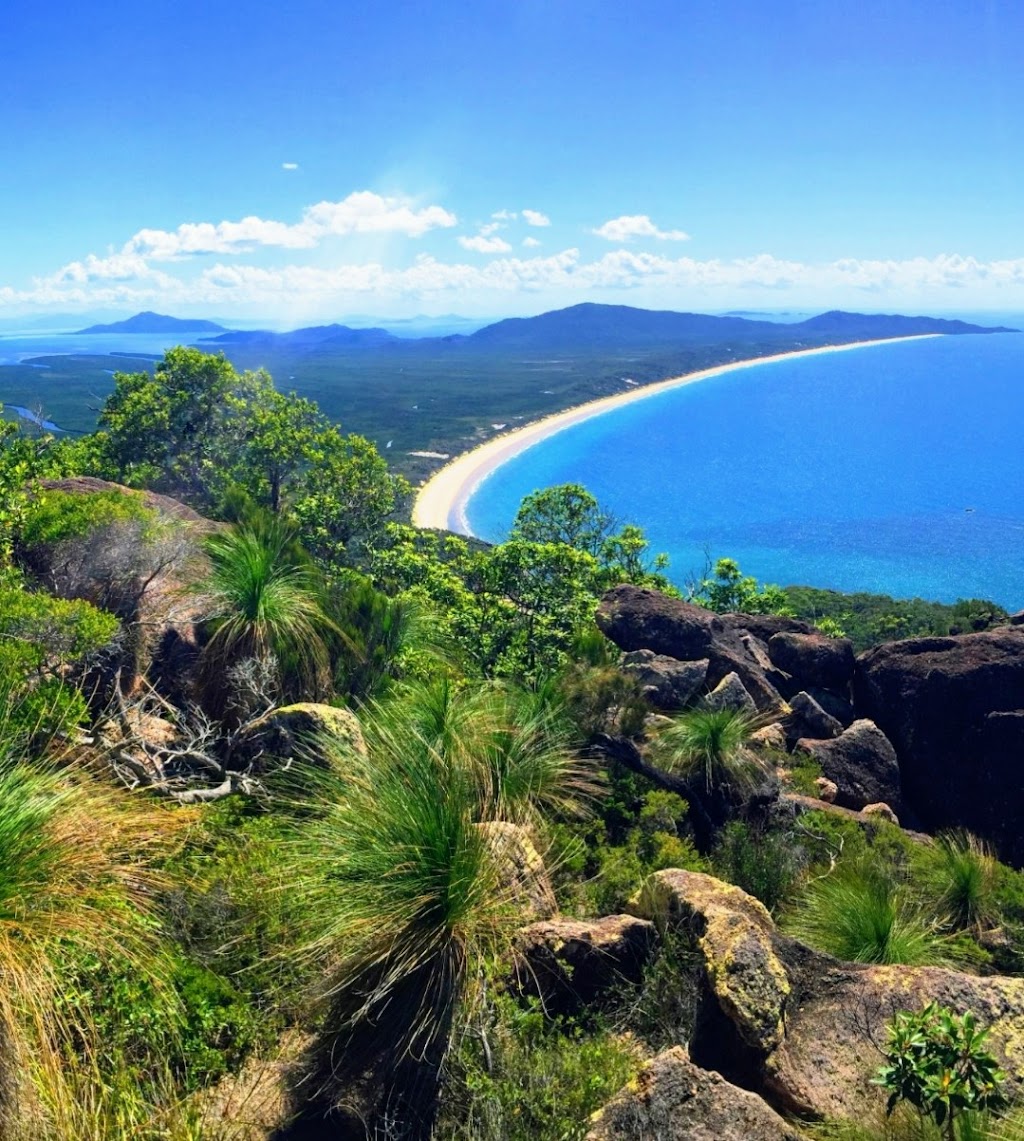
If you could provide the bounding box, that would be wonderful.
[412,335,939,534]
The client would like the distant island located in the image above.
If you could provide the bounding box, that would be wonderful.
[75,311,228,335]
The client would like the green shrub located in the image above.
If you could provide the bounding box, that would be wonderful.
[875,1003,1005,1140]
[713,820,803,913]
[440,993,642,1141]
[19,488,154,548]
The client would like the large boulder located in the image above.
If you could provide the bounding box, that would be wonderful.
[230,702,367,772]
[586,1047,806,1141]
[855,629,1024,862]
[768,632,855,693]
[598,587,783,713]
[513,915,657,1014]
[794,720,901,812]
[620,650,708,711]
[630,869,1024,1121]
[478,822,558,921]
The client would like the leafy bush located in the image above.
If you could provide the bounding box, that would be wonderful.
[19,488,154,549]
[875,1004,1005,1140]
[713,820,804,913]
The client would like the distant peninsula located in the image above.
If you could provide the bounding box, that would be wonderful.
[75,312,229,335]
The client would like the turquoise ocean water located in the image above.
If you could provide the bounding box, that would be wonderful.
[464,333,1024,609]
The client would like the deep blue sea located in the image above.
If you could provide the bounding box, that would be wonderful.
[465,333,1024,610]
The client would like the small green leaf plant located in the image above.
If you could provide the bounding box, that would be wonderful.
[874,1002,1006,1140]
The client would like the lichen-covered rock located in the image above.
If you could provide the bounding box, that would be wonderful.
[630,870,790,1054]
[620,650,708,710]
[231,702,367,772]
[813,777,838,803]
[478,822,558,921]
[586,1047,806,1141]
[751,723,787,752]
[513,915,657,1013]
[795,719,900,812]
[629,868,1024,1121]
[861,801,899,825]
[704,671,759,716]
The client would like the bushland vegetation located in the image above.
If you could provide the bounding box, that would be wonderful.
[0,346,1020,1139]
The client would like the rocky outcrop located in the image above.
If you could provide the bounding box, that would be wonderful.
[768,632,855,693]
[630,869,1024,1121]
[794,720,901,812]
[586,1048,806,1141]
[855,629,1024,861]
[231,702,367,772]
[597,587,783,713]
[513,915,657,1014]
[620,650,708,711]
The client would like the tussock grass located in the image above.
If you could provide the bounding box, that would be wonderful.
[785,861,950,966]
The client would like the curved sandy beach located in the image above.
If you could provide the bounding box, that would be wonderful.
[412,335,939,534]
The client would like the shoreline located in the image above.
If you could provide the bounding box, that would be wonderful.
[411,335,940,535]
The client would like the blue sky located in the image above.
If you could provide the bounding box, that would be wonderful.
[2,0,1023,322]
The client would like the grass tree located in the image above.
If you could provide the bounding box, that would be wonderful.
[280,686,598,1140]
[785,861,950,966]
[197,519,338,718]
[651,706,765,852]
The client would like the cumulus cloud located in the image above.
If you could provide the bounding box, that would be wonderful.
[9,245,1024,315]
[593,214,690,242]
[522,236,542,248]
[121,192,457,260]
[458,233,513,254]
[282,162,299,171]
[491,209,517,221]
[521,209,550,227]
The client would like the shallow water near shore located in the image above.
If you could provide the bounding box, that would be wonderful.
[465,333,1024,609]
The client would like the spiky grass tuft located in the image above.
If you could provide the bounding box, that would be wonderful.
[785,862,950,966]
[654,706,763,794]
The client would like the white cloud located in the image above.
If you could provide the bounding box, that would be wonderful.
[10,244,1024,315]
[491,209,517,221]
[593,214,690,242]
[479,221,505,237]
[458,233,513,254]
[522,236,542,248]
[522,209,550,227]
[282,162,299,171]
[121,191,457,260]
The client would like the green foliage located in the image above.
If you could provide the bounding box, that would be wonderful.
[441,993,642,1141]
[915,833,1000,934]
[783,585,1008,652]
[712,820,804,913]
[786,861,950,966]
[693,556,794,615]
[0,758,187,1132]
[19,487,153,549]
[510,482,672,588]
[326,573,454,703]
[875,1004,1005,1139]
